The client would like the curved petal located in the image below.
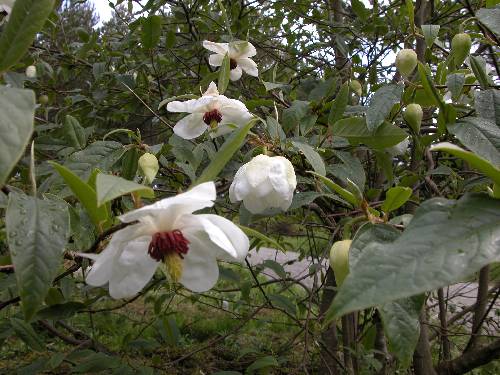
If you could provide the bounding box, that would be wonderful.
[167,96,213,114]
[202,41,229,55]
[229,166,248,202]
[268,158,292,197]
[179,234,220,292]
[208,54,224,67]
[173,113,207,140]
[197,214,249,261]
[237,57,258,77]
[203,81,219,97]
[220,103,253,127]
[242,193,269,214]
[229,41,257,58]
[108,235,159,299]
[119,182,216,226]
[84,223,145,287]
[229,66,242,81]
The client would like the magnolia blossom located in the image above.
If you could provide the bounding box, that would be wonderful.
[229,154,297,214]
[80,182,249,299]
[25,65,36,78]
[203,40,258,81]
[167,82,253,139]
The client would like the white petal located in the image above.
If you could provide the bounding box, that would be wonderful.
[108,235,159,299]
[268,158,293,197]
[85,224,145,287]
[229,165,247,202]
[167,97,213,113]
[197,214,249,261]
[202,41,229,55]
[229,66,242,81]
[229,41,257,58]
[173,113,207,140]
[119,182,216,226]
[220,103,253,127]
[242,193,269,214]
[179,233,220,292]
[203,81,219,97]
[208,54,224,67]
[237,57,258,77]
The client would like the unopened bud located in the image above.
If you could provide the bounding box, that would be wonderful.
[329,240,352,286]
[451,33,471,67]
[38,95,49,105]
[403,103,423,133]
[138,152,159,184]
[25,65,37,78]
[396,49,417,78]
[349,80,362,96]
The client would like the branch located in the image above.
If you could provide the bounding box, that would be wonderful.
[437,339,500,375]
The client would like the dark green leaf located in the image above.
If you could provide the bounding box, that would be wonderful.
[95,173,154,206]
[218,53,231,94]
[0,0,55,72]
[476,7,500,36]
[474,89,500,126]
[381,186,413,213]
[328,82,349,126]
[469,55,490,90]
[366,84,403,131]
[36,302,86,320]
[10,318,44,351]
[446,73,465,100]
[63,115,87,150]
[421,24,440,47]
[291,141,326,175]
[6,193,70,320]
[141,15,162,50]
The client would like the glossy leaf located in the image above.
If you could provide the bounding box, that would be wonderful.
[421,24,440,47]
[6,193,70,320]
[366,84,404,131]
[381,186,413,213]
[291,141,326,176]
[308,172,360,207]
[328,82,349,126]
[141,15,162,50]
[95,173,154,206]
[474,89,500,126]
[218,53,231,94]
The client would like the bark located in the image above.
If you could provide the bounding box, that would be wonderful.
[465,265,490,352]
[437,339,500,375]
[413,308,437,375]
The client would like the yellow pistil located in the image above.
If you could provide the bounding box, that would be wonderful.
[163,252,183,282]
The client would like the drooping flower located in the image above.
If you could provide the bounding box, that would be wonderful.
[229,154,297,214]
[138,152,159,184]
[167,82,253,139]
[25,65,37,78]
[80,182,249,299]
[203,40,258,81]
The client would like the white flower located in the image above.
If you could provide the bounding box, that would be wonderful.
[80,182,249,299]
[25,65,36,78]
[229,154,297,214]
[167,81,253,140]
[203,40,258,81]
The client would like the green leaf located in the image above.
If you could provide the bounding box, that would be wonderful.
[63,115,87,150]
[10,318,44,351]
[381,186,413,213]
[469,55,490,90]
[238,224,286,252]
[95,173,154,206]
[0,86,36,186]
[333,117,408,149]
[447,118,500,166]
[328,82,349,126]
[379,296,424,368]
[194,119,257,185]
[351,0,369,20]
[328,194,500,319]
[246,355,279,374]
[366,84,404,131]
[141,15,162,50]
[446,73,465,100]
[36,302,86,320]
[418,63,445,111]
[6,193,69,320]
[475,89,500,126]
[0,0,55,73]
[289,191,348,210]
[421,24,440,47]
[405,0,414,32]
[50,162,109,229]
[218,53,231,94]
[329,151,366,192]
[308,172,360,207]
[431,142,500,185]
[291,141,326,176]
[476,7,500,36]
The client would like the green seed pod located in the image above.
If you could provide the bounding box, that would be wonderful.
[138,152,159,185]
[396,49,418,78]
[349,80,362,96]
[451,33,471,68]
[329,240,352,287]
[403,103,423,133]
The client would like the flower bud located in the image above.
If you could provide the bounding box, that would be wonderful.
[138,152,159,184]
[349,80,362,96]
[329,240,352,286]
[451,33,471,67]
[396,49,417,78]
[38,95,49,105]
[229,154,297,214]
[25,65,37,78]
[403,103,423,133]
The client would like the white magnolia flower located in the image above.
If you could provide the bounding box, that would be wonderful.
[229,154,297,214]
[80,182,249,299]
[0,0,14,25]
[167,81,253,139]
[203,40,258,81]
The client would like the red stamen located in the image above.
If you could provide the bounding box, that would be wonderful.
[148,230,190,262]
[229,58,238,70]
[203,109,223,125]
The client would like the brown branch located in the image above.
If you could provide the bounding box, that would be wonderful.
[437,288,451,360]
[437,339,500,375]
[465,265,490,352]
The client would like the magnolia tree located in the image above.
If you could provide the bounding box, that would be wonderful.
[0,0,499,373]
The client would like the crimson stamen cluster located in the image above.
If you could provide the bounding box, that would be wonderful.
[203,109,223,125]
[148,230,190,262]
